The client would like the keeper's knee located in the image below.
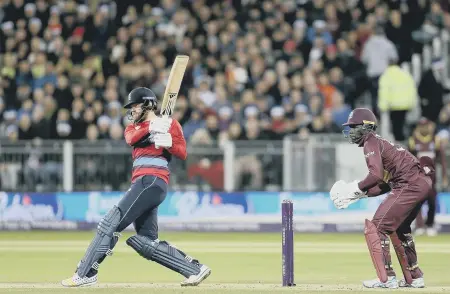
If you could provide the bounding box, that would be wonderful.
[371,219,396,235]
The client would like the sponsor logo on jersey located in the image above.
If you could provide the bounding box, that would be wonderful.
[365,151,375,158]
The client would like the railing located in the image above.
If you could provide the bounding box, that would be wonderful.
[2,137,448,193]
[0,139,226,192]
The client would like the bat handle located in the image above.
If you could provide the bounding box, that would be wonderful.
[160,109,168,118]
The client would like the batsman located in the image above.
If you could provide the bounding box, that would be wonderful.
[61,87,211,287]
[330,108,433,289]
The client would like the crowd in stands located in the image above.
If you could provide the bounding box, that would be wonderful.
[1,0,450,191]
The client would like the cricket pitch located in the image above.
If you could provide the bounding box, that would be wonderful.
[0,231,449,294]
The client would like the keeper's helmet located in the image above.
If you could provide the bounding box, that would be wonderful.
[124,87,157,123]
[342,108,377,144]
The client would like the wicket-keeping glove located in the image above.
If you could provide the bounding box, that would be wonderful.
[330,180,367,209]
[347,180,367,199]
[336,181,367,209]
[330,180,347,204]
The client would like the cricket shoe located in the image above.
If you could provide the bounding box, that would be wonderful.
[426,227,438,237]
[415,228,426,236]
[61,273,97,287]
[399,277,425,288]
[180,264,211,287]
[362,276,399,289]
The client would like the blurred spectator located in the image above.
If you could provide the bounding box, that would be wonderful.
[385,10,412,63]
[378,59,417,141]
[204,113,220,140]
[86,124,99,142]
[187,129,224,190]
[18,114,33,139]
[109,123,124,141]
[419,58,450,123]
[331,91,352,126]
[2,0,440,145]
[183,110,205,142]
[97,115,111,139]
[317,72,337,109]
[6,124,19,142]
[0,0,448,191]
[235,120,263,190]
[217,106,233,131]
[321,109,342,133]
[361,26,398,118]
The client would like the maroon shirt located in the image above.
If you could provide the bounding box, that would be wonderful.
[408,132,446,181]
[358,132,422,192]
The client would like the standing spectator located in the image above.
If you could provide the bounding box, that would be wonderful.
[385,10,412,63]
[418,58,450,123]
[361,26,398,118]
[378,59,417,141]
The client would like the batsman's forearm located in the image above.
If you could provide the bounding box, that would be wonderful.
[125,126,149,146]
[358,173,382,192]
[168,144,187,160]
[132,134,154,148]
[126,130,149,146]
[167,121,187,160]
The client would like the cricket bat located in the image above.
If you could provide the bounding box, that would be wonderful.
[160,55,190,117]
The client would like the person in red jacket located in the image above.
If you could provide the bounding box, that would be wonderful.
[62,87,211,288]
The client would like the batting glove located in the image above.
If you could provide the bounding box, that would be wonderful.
[154,133,172,149]
[150,117,172,133]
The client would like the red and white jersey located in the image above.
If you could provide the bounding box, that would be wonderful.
[124,119,187,184]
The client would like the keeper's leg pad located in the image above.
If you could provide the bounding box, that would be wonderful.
[126,235,201,278]
[76,205,121,277]
[364,219,388,283]
[390,233,413,285]
[399,233,423,279]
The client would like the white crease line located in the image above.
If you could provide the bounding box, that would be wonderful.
[0,246,449,254]
[0,241,448,249]
[0,283,449,291]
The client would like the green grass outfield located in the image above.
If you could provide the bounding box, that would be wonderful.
[0,231,449,294]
